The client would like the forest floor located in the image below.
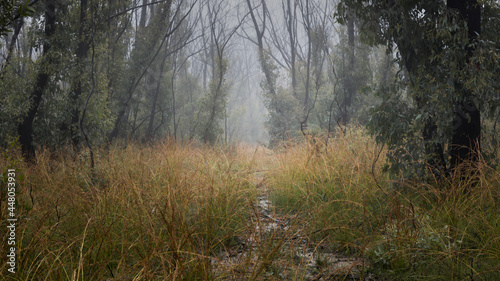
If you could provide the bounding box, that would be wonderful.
[1,131,499,280]
[210,144,369,280]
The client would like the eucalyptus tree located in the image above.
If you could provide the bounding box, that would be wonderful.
[193,0,244,144]
[296,0,333,135]
[0,3,36,148]
[17,0,56,159]
[265,0,303,141]
[13,0,123,157]
[244,0,286,144]
[144,0,200,141]
[108,0,197,142]
[67,0,92,148]
[171,36,206,141]
[337,0,500,177]
[245,0,341,143]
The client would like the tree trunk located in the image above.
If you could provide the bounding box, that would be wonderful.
[448,0,481,170]
[18,0,56,159]
[69,0,90,148]
[423,122,446,173]
[342,15,355,125]
[303,4,311,133]
[1,17,24,73]
[451,97,481,168]
[145,53,168,140]
[108,0,148,142]
[286,0,297,100]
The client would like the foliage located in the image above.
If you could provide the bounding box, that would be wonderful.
[328,25,374,126]
[0,0,34,36]
[255,4,381,146]
[196,56,229,144]
[0,58,35,147]
[337,0,500,176]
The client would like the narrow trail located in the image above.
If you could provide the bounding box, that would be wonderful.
[212,144,371,280]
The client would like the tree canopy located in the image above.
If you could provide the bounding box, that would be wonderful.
[337,0,500,177]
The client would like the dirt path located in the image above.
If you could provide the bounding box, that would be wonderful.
[211,145,371,280]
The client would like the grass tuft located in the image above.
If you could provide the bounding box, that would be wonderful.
[268,127,500,280]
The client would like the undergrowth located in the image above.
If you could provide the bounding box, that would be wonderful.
[0,142,276,280]
[268,127,500,280]
[1,130,499,280]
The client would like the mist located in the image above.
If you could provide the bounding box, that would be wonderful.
[1,0,500,279]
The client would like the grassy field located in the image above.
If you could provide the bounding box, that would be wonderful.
[1,130,499,280]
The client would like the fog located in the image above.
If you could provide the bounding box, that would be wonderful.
[1,0,498,160]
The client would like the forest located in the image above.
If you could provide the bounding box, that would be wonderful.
[1,0,499,279]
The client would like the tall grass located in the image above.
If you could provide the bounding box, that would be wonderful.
[0,141,268,280]
[268,127,500,280]
[1,131,499,280]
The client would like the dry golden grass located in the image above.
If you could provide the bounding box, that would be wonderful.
[267,127,500,280]
[1,131,499,280]
[1,141,264,280]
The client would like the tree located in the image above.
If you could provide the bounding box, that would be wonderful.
[194,0,243,144]
[2,0,118,157]
[245,0,286,143]
[244,0,336,144]
[144,2,198,141]
[66,0,91,148]
[337,0,500,177]
[17,0,56,159]
[447,0,481,170]
[108,0,196,142]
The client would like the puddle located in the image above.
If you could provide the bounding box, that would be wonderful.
[211,167,372,280]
